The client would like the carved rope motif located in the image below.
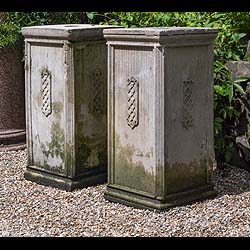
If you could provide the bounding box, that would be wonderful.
[41,69,52,117]
[182,79,194,129]
[90,68,104,116]
[127,76,139,129]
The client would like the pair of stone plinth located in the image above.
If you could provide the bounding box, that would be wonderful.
[22,24,218,210]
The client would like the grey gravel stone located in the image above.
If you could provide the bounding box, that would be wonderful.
[0,149,250,237]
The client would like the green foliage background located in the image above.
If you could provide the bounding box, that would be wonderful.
[1,11,250,166]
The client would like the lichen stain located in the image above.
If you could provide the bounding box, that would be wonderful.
[47,121,65,160]
[76,121,107,172]
[114,133,155,194]
[165,158,209,194]
[76,135,92,166]
[39,121,65,174]
[52,102,63,119]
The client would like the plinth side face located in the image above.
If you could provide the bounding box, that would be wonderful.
[74,42,107,175]
[164,44,214,194]
[110,46,156,195]
[27,41,67,175]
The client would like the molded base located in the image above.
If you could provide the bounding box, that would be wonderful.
[24,167,107,191]
[104,184,217,211]
[0,129,26,151]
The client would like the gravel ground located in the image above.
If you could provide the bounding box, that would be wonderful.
[0,149,250,237]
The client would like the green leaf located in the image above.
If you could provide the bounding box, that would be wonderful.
[215,117,224,123]
[232,108,240,117]
[86,12,95,20]
[227,107,233,119]
[212,13,226,19]
[233,82,245,94]
[232,33,246,41]
[222,109,227,119]
[228,83,234,104]
[127,15,133,22]
[214,123,222,133]
[214,85,224,95]
[232,54,241,61]
[234,78,250,83]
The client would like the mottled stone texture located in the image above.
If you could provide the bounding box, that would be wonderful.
[0,41,26,150]
[104,27,218,210]
[22,24,120,190]
[226,60,250,81]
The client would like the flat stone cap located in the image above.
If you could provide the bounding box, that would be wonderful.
[22,24,122,41]
[104,26,218,36]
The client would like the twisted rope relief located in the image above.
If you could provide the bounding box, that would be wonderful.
[127,76,139,130]
[182,79,194,129]
[41,69,52,117]
[90,68,104,117]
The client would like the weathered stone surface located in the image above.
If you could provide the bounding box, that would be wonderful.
[104,27,218,210]
[226,60,250,80]
[21,24,120,41]
[22,24,121,190]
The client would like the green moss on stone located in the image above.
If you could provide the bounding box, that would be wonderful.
[78,139,92,166]
[52,102,63,119]
[165,159,208,194]
[38,121,65,174]
[97,147,107,166]
[75,119,107,170]
[39,121,65,162]
[114,133,155,194]
[47,121,65,160]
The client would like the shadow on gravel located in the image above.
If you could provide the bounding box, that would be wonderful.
[212,163,250,197]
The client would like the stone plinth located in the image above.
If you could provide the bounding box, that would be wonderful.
[0,42,26,151]
[104,27,218,210]
[22,24,120,191]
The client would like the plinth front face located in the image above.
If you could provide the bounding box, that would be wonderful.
[109,45,157,196]
[27,41,67,176]
[26,40,108,179]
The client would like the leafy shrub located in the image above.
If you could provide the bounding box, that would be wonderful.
[223,12,250,35]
